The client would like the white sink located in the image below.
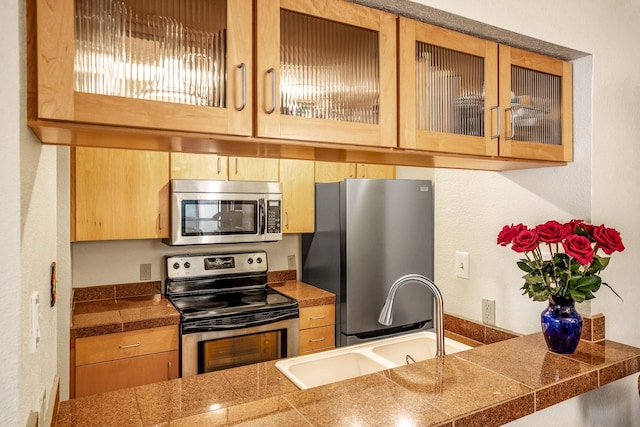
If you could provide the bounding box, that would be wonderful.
[276,331,471,389]
[370,333,472,366]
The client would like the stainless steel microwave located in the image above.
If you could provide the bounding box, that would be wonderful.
[164,180,282,246]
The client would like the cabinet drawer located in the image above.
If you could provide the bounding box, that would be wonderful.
[299,305,335,329]
[76,326,179,365]
[75,350,178,398]
[299,325,335,354]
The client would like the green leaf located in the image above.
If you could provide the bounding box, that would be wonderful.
[569,289,586,303]
[595,254,610,269]
[576,275,601,290]
[517,261,534,273]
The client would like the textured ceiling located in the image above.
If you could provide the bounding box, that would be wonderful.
[349,0,589,61]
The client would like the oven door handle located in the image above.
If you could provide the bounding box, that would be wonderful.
[259,198,266,236]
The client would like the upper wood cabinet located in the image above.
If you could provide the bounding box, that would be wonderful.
[72,147,169,241]
[280,159,315,233]
[398,18,572,162]
[315,161,395,182]
[32,0,253,136]
[255,0,397,148]
[170,153,228,180]
[228,157,280,181]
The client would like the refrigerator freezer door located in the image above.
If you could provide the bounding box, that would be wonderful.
[341,179,434,338]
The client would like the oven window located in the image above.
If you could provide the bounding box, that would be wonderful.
[198,330,286,373]
[182,200,258,236]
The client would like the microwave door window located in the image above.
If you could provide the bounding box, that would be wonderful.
[182,200,258,236]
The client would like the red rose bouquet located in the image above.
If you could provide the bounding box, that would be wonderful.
[497,220,625,302]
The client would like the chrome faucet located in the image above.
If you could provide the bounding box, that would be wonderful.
[378,274,445,357]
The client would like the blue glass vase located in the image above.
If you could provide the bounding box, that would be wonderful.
[541,295,583,354]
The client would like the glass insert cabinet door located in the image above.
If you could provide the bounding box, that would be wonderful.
[255,0,397,148]
[399,18,572,163]
[499,45,573,162]
[399,19,499,157]
[34,0,252,135]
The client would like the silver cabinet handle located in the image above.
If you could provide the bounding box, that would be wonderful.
[168,361,173,380]
[118,343,141,349]
[266,68,276,114]
[360,164,366,178]
[235,158,239,175]
[216,157,221,174]
[349,164,354,178]
[504,107,514,140]
[309,337,326,343]
[490,106,501,139]
[235,63,246,111]
[159,213,163,230]
[285,212,289,229]
[309,315,326,320]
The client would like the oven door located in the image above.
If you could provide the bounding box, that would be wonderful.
[168,192,270,245]
[181,318,299,377]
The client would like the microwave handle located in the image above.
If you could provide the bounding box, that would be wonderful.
[259,199,266,235]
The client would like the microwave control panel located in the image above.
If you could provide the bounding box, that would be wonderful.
[266,200,281,233]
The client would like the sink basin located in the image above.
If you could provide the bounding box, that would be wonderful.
[283,351,393,389]
[370,332,472,366]
[276,331,471,389]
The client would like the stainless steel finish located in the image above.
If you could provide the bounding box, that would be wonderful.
[216,157,221,174]
[236,63,247,111]
[168,361,172,380]
[302,179,434,347]
[171,179,282,194]
[505,106,514,140]
[378,274,445,357]
[266,68,276,114]
[118,343,140,349]
[165,180,282,246]
[166,252,267,281]
[181,317,299,377]
[490,105,501,139]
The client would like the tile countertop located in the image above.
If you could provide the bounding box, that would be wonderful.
[62,280,640,426]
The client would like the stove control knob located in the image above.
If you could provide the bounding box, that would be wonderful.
[256,257,263,264]
[247,258,254,264]
[173,262,180,270]
[184,262,191,269]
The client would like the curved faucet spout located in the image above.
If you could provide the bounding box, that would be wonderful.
[378,274,445,357]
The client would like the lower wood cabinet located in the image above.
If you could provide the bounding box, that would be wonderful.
[299,304,336,354]
[74,325,179,398]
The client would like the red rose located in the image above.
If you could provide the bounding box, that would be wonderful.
[592,225,625,255]
[497,224,527,246]
[535,220,566,243]
[511,229,539,253]
[562,219,584,235]
[562,234,594,265]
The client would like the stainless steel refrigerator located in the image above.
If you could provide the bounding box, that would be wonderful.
[302,179,434,347]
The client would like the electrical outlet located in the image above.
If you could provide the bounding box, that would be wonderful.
[140,263,152,281]
[287,255,296,270]
[482,298,495,325]
[455,251,470,279]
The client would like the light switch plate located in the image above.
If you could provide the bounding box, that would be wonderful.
[455,251,470,279]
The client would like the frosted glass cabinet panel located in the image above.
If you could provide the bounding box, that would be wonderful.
[256,0,397,148]
[499,46,573,162]
[34,0,252,136]
[399,18,572,162]
[399,19,499,157]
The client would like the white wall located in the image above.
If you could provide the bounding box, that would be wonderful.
[70,235,301,287]
[0,1,23,425]
[1,1,61,426]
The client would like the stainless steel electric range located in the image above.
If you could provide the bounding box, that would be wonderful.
[164,251,299,377]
